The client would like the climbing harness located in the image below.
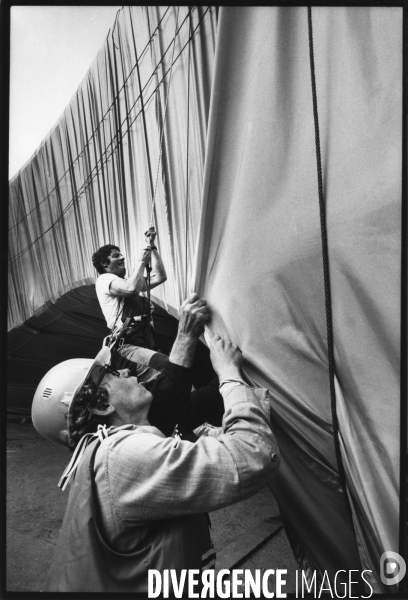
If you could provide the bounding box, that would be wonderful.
[144,226,155,344]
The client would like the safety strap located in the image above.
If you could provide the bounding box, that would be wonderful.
[108,299,126,347]
[58,425,110,491]
[145,264,152,340]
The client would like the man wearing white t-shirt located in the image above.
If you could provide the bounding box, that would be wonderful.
[93,229,168,385]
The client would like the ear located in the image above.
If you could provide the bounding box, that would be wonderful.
[89,404,116,417]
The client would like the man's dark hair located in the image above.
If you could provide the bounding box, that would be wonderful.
[92,244,120,275]
[69,383,111,451]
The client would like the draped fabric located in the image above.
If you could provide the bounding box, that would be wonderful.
[8,5,402,594]
[8,6,217,329]
[194,6,402,593]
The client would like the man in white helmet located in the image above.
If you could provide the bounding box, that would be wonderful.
[32,293,280,593]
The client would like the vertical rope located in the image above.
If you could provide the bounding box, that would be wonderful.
[149,7,180,227]
[184,8,192,293]
[307,6,354,525]
[129,7,155,201]
[399,3,408,576]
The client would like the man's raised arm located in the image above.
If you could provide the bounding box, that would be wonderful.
[109,227,167,298]
[145,227,167,290]
[168,293,209,367]
[147,292,210,432]
[109,248,151,298]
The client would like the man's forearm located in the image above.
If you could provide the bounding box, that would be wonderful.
[150,249,167,284]
[119,383,279,521]
[168,291,208,368]
[125,261,146,294]
[169,333,197,368]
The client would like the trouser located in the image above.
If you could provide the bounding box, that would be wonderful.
[111,344,168,387]
[111,343,224,437]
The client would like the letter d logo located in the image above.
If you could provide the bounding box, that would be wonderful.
[380,551,406,586]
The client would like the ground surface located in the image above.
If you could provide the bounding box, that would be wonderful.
[7,421,298,593]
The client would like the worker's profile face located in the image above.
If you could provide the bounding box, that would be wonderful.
[101,369,153,419]
[104,249,126,278]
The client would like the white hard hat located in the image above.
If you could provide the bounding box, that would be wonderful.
[32,346,111,447]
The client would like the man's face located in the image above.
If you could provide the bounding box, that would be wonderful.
[101,369,153,423]
[103,249,126,278]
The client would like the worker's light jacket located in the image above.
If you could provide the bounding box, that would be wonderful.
[46,383,280,592]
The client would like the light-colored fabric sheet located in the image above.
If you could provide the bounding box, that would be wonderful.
[194,7,401,592]
[8,6,217,328]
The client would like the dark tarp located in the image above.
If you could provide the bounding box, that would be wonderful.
[7,287,176,412]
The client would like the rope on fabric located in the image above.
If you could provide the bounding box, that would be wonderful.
[131,12,155,199]
[8,7,211,265]
[8,6,172,233]
[307,7,355,525]
[184,7,192,291]
[131,12,154,338]
[149,7,180,228]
